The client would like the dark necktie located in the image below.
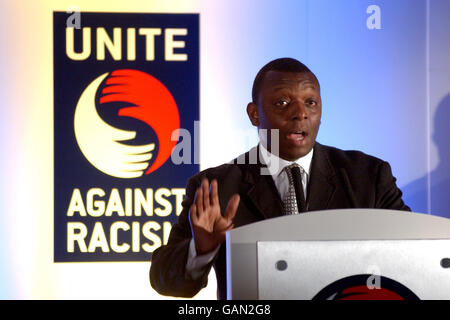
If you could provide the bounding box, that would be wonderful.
[282,163,306,214]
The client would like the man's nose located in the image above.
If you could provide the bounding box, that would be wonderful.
[289,101,308,120]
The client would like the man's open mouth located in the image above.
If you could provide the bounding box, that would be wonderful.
[287,130,307,141]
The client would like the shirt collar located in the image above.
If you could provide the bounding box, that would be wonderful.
[259,143,314,177]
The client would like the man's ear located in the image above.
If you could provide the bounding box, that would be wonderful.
[246,102,259,126]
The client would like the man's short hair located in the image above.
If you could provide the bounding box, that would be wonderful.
[252,57,319,103]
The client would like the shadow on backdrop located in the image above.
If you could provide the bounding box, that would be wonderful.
[402,93,450,218]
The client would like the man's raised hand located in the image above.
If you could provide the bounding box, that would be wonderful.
[188,178,240,255]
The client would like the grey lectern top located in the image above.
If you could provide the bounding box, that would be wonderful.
[225,209,450,300]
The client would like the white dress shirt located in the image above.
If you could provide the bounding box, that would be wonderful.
[258,143,313,200]
[185,144,314,280]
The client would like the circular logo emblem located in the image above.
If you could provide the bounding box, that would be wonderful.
[74,69,180,178]
[312,275,420,300]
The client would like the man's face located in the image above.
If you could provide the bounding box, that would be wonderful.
[247,70,322,161]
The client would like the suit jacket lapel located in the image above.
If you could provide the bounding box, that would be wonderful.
[306,143,337,211]
[240,146,284,220]
[238,143,337,218]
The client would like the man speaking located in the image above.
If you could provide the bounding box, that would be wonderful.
[149,58,410,299]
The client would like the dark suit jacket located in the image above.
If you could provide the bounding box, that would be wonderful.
[149,143,410,299]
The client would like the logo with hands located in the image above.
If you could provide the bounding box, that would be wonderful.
[74,69,180,178]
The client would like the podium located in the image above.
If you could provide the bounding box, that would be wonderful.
[225,209,450,300]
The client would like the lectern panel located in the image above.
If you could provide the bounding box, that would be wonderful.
[257,240,450,300]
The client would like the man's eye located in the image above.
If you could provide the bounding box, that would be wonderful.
[275,100,289,107]
[306,99,317,107]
